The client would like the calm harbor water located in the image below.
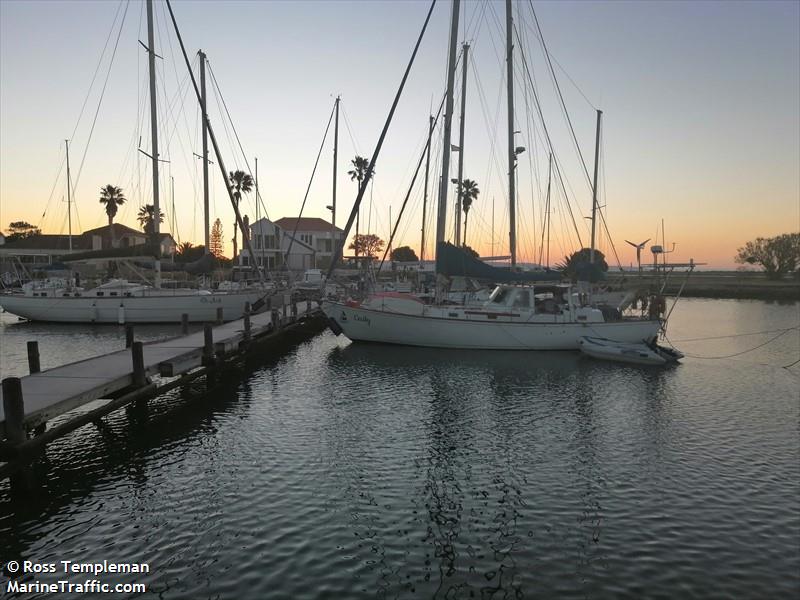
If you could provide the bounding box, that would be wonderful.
[1,298,798,599]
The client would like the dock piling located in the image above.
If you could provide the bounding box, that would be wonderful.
[2,378,26,445]
[27,341,40,374]
[291,300,298,319]
[216,307,224,325]
[131,342,146,387]
[125,325,134,348]
[271,309,280,330]
[243,302,251,341]
[181,313,189,335]
[203,324,214,366]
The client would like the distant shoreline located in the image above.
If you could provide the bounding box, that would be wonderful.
[607,273,800,302]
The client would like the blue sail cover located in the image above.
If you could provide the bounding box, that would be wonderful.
[435,242,562,282]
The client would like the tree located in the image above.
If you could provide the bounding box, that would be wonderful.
[136,204,165,235]
[209,218,225,258]
[459,179,479,247]
[462,245,479,258]
[99,184,125,248]
[735,233,800,280]
[391,245,418,262]
[348,233,384,258]
[558,248,609,282]
[348,155,371,256]
[5,221,41,242]
[228,170,253,258]
[176,241,207,263]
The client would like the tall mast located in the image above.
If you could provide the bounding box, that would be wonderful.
[146,0,161,287]
[65,139,72,252]
[589,109,602,264]
[545,152,552,268]
[455,42,469,247]
[505,0,517,267]
[332,95,340,263]
[420,114,433,261]
[434,0,461,260]
[199,49,210,253]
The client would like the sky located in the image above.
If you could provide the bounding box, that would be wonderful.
[1,0,798,269]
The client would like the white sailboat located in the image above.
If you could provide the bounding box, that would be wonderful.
[322,0,662,350]
[0,0,269,324]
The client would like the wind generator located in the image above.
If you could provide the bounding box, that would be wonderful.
[625,238,650,273]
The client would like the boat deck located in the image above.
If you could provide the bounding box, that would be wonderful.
[1,300,311,434]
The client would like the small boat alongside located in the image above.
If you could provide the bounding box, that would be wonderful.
[578,336,683,366]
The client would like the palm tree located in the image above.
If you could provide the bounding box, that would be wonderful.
[99,185,125,248]
[136,204,165,236]
[460,179,479,248]
[348,156,371,256]
[228,170,253,258]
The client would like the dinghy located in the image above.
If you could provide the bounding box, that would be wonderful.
[579,336,682,366]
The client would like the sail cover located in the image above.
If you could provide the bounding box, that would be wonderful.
[435,242,561,282]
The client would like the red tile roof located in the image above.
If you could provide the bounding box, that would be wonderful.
[275,217,342,233]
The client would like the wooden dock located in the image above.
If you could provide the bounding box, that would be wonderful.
[1,296,324,469]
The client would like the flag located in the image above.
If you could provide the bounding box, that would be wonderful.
[450,144,461,152]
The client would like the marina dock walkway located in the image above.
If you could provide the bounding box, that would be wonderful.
[1,298,315,436]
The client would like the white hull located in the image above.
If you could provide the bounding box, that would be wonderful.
[322,301,660,350]
[0,291,267,323]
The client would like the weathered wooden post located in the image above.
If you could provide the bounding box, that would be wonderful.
[216,307,224,325]
[2,377,26,444]
[131,341,146,387]
[203,324,214,367]
[181,313,189,335]
[291,300,298,319]
[27,341,40,374]
[125,325,134,348]
[243,302,251,342]
[271,309,280,331]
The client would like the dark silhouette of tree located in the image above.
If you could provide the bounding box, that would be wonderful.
[736,233,800,279]
[462,245,479,258]
[558,248,608,282]
[136,204,164,235]
[228,170,253,258]
[209,218,225,258]
[348,233,384,258]
[459,179,479,247]
[391,245,419,262]
[5,221,41,242]
[348,156,371,256]
[99,184,125,248]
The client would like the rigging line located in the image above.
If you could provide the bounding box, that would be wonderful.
[672,326,799,343]
[379,92,447,270]
[527,0,593,191]
[513,22,583,248]
[205,59,270,221]
[38,150,66,229]
[70,0,130,204]
[327,0,438,279]
[283,101,337,263]
[340,103,361,156]
[663,328,796,360]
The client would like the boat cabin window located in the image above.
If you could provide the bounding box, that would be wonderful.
[512,290,531,308]
[489,286,510,304]
[96,292,104,297]
[110,292,118,296]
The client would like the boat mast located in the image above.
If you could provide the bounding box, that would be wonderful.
[434,0,461,260]
[199,50,210,253]
[455,42,469,247]
[545,152,552,268]
[505,0,517,267]
[420,114,433,261]
[65,139,72,252]
[332,95,340,264]
[590,109,602,264]
[146,0,161,287]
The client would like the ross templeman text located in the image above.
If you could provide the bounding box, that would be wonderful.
[18,560,149,575]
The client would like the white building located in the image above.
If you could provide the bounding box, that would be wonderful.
[274,217,344,269]
[237,218,316,272]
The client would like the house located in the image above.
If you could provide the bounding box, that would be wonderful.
[274,217,344,269]
[81,224,177,256]
[236,217,316,273]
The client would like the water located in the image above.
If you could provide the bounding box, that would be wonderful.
[1,298,798,598]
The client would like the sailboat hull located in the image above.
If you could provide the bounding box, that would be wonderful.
[323,301,660,350]
[0,291,267,324]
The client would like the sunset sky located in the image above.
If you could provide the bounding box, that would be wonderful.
[1,0,798,269]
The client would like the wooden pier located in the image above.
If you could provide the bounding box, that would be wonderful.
[1,296,325,475]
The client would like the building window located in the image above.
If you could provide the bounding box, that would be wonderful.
[255,235,262,249]
[300,233,313,245]
[264,235,276,249]
[242,255,250,266]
